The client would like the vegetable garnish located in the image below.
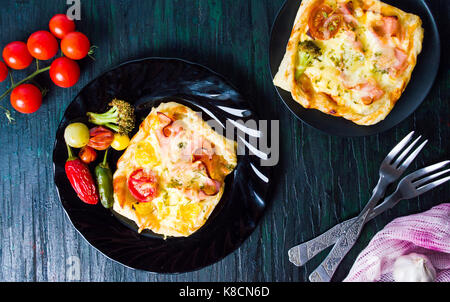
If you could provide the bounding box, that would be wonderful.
[79,146,97,164]
[87,126,114,151]
[308,4,342,40]
[87,99,136,135]
[64,122,90,148]
[295,40,322,80]
[95,149,114,209]
[65,144,99,205]
[127,168,159,203]
[111,133,130,151]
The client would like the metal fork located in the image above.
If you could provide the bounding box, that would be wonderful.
[289,160,450,267]
[307,132,428,282]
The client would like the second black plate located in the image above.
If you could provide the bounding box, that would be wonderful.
[269,0,440,137]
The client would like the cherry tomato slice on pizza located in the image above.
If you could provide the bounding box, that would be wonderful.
[127,169,159,203]
[308,4,341,40]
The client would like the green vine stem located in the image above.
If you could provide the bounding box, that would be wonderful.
[0,65,50,103]
[88,45,98,60]
[0,104,14,123]
[0,61,50,122]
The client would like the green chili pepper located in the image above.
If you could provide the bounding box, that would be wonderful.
[95,149,114,209]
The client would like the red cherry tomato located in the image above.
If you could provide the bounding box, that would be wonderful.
[50,57,80,88]
[10,84,42,114]
[0,61,8,82]
[2,41,33,70]
[127,169,159,203]
[49,14,76,39]
[308,5,341,40]
[61,32,90,60]
[27,31,59,60]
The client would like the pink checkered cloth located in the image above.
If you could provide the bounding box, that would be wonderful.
[344,203,450,282]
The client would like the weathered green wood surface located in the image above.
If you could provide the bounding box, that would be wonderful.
[0,0,448,282]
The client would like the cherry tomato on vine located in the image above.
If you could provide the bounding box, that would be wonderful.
[49,14,76,39]
[27,30,59,60]
[50,57,80,88]
[0,61,8,82]
[10,84,42,114]
[2,41,33,70]
[61,32,91,60]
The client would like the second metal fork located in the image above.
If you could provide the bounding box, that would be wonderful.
[289,160,450,268]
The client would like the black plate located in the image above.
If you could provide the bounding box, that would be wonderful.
[53,58,273,273]
[269,0,440,136]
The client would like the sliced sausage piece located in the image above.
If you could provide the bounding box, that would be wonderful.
[355,82,385,105]
[372,16,400,38]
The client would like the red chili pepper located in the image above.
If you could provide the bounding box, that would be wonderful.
[65,144,99,205]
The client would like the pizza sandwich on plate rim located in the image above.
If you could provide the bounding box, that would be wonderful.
[273,0,424,126]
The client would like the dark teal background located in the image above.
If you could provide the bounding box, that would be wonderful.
[0,0,448,282]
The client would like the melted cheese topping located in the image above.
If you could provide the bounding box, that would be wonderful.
[304,9,405,111]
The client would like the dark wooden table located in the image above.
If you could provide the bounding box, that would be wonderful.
[0,0,448,282]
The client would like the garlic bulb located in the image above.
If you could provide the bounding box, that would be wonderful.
[393,253,436,282]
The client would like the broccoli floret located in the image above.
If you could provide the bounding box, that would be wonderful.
[295,41,322,80]
[87,99,136,135]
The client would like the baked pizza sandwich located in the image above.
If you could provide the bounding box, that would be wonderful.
[273,0,424,125]
[112,102,237,238]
